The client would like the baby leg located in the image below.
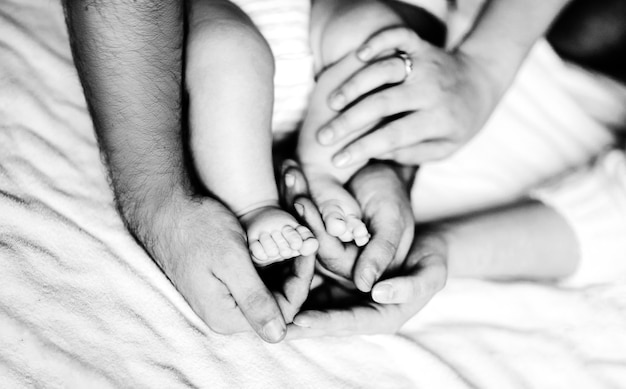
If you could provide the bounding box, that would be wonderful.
[298,57,372,246]
[298,0,409,245]
[187,0,317,264]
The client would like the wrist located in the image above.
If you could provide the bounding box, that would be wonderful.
[455,47,514,109]
[111,161,191,247]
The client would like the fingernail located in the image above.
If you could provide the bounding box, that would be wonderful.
[285,172,296,187]
[293,315,311,328]
[357,45,372,61]
[372,283,393,303]
[330,92,346,110]
[360,267,377,290]
[332,151,351,167]
[263,318,286,342]
[318,127,334,145]
[294,202,305,217]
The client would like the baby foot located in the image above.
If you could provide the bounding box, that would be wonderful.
[305,169,370,247]
[240,205,319,264]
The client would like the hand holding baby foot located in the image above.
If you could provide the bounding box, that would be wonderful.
[240,205,318,265]
[304,170,371,247]
[280,159,414,291]
[319,26,500,166]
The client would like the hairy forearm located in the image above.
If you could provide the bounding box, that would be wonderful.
[458,0,571,92]
[444,200,580,281]
[64,0,185,230]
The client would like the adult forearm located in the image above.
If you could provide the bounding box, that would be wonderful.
[458,0,571,93]
[444,200,580,281]
[64,1,185,231]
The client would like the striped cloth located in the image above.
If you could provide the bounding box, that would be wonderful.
[233,0,315,137]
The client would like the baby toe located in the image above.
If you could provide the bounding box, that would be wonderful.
[282,226,303,251]
[348,217,370,247]
[323,211,348,237]
[337,229,355,243]
[259,232,280,260]
[296,225,315,241]
[296,226,319,256]
[271,231,295,259]
[249,240,269,264]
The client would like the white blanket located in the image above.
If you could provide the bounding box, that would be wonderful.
[1,1,626,388]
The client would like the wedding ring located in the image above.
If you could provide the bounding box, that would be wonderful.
[397,52,413,80]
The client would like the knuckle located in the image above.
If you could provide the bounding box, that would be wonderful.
[208,319,233,335]
[333,114,351,135]
[392,320,405,333]
[240,290,271,312]
[340,81,355,99]
[434,141,458,161]
[383,324,397,335]
[376,236,398,261]
[394,126,409,149]
[380,58,397,71]
[438,274,448,292]
[425,270,446,296]
[383,149,399,161]
[424,280,440,296]
[371,93,391,115]
[344,142,363,159]
[386,123,406,150]
[437,263,449,291]
[397,27,412,43]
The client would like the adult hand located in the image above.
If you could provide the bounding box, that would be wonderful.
[281,160,414,290]
[280,159,359,282]
[347,163,415,292]
[64,0,314,343]
[131,188,314,343]
[280,160,447,337]
[316,26,497,167]
[286,197,447,338]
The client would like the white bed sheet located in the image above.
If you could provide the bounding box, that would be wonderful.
[1,1,626,388]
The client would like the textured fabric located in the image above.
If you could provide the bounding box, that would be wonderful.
[1,1,626,388]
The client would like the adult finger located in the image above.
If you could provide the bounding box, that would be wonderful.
[334,115,452,167]
[377,139,458,165]
[371,253,447,304]
[357,26,428,62]
[328,56,411,112]
[287,305,402,339]
[274,254,316,323]
[179,270,251,334]
[347,164,414,292]
[352,205,405,292]
[318,88,416,151]
[280,159,310,208]
[215,254,287,343]
[294,197,354,278]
